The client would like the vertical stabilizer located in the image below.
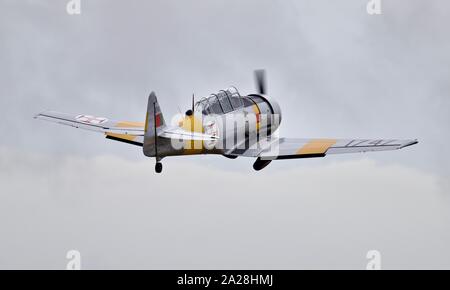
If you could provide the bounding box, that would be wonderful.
[143,92,166,157]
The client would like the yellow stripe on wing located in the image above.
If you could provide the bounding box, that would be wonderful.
[115,121,145,128]
[296,139,337,155]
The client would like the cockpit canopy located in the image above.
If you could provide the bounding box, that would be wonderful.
[195,87,244,115]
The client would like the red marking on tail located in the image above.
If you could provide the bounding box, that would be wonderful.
[155,113,161,127]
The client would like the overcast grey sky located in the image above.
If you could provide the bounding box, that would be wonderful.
[1,0,449,269]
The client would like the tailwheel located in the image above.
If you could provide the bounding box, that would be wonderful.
[155,162,163,173]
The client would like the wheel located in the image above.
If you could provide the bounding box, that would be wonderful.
[155,162,163,173]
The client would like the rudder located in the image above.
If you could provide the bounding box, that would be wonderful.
[143,91,166,157]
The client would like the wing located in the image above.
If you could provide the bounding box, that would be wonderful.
[159,126,219,141]
[35,111,146,145]
[35,111,144,133]
[227,137,418,160]
[35,111,218,147]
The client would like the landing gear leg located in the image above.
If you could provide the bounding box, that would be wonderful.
[155,162,163,173]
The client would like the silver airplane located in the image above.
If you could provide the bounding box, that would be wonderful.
[35,70,418,173]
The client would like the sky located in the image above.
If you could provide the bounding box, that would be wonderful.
[0,0,449,269]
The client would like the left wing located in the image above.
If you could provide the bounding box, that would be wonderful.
[227,138,418,159]
[35,111,145,134]
[35,111,218,147]
[35,111,146,146]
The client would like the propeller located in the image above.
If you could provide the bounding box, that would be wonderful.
[185,93,195,116]
[254,69,267,95]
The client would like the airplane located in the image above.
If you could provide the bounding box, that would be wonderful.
[35,70,418,173]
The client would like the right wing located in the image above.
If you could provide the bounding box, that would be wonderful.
[227,137,418,160]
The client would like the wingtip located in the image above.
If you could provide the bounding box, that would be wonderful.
[400,139,419,149]
[34,110,54,120]
[33,112,43,119]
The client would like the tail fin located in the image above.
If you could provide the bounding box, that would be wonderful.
[143,92,166,157]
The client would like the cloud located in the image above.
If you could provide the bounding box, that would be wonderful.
[1,146,448,269]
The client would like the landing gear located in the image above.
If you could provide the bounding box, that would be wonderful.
[253,158,272,171]
[155,162,163,173]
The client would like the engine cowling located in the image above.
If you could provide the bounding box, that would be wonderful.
[248,94,282,134]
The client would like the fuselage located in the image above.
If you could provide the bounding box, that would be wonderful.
[173,88,282,156]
